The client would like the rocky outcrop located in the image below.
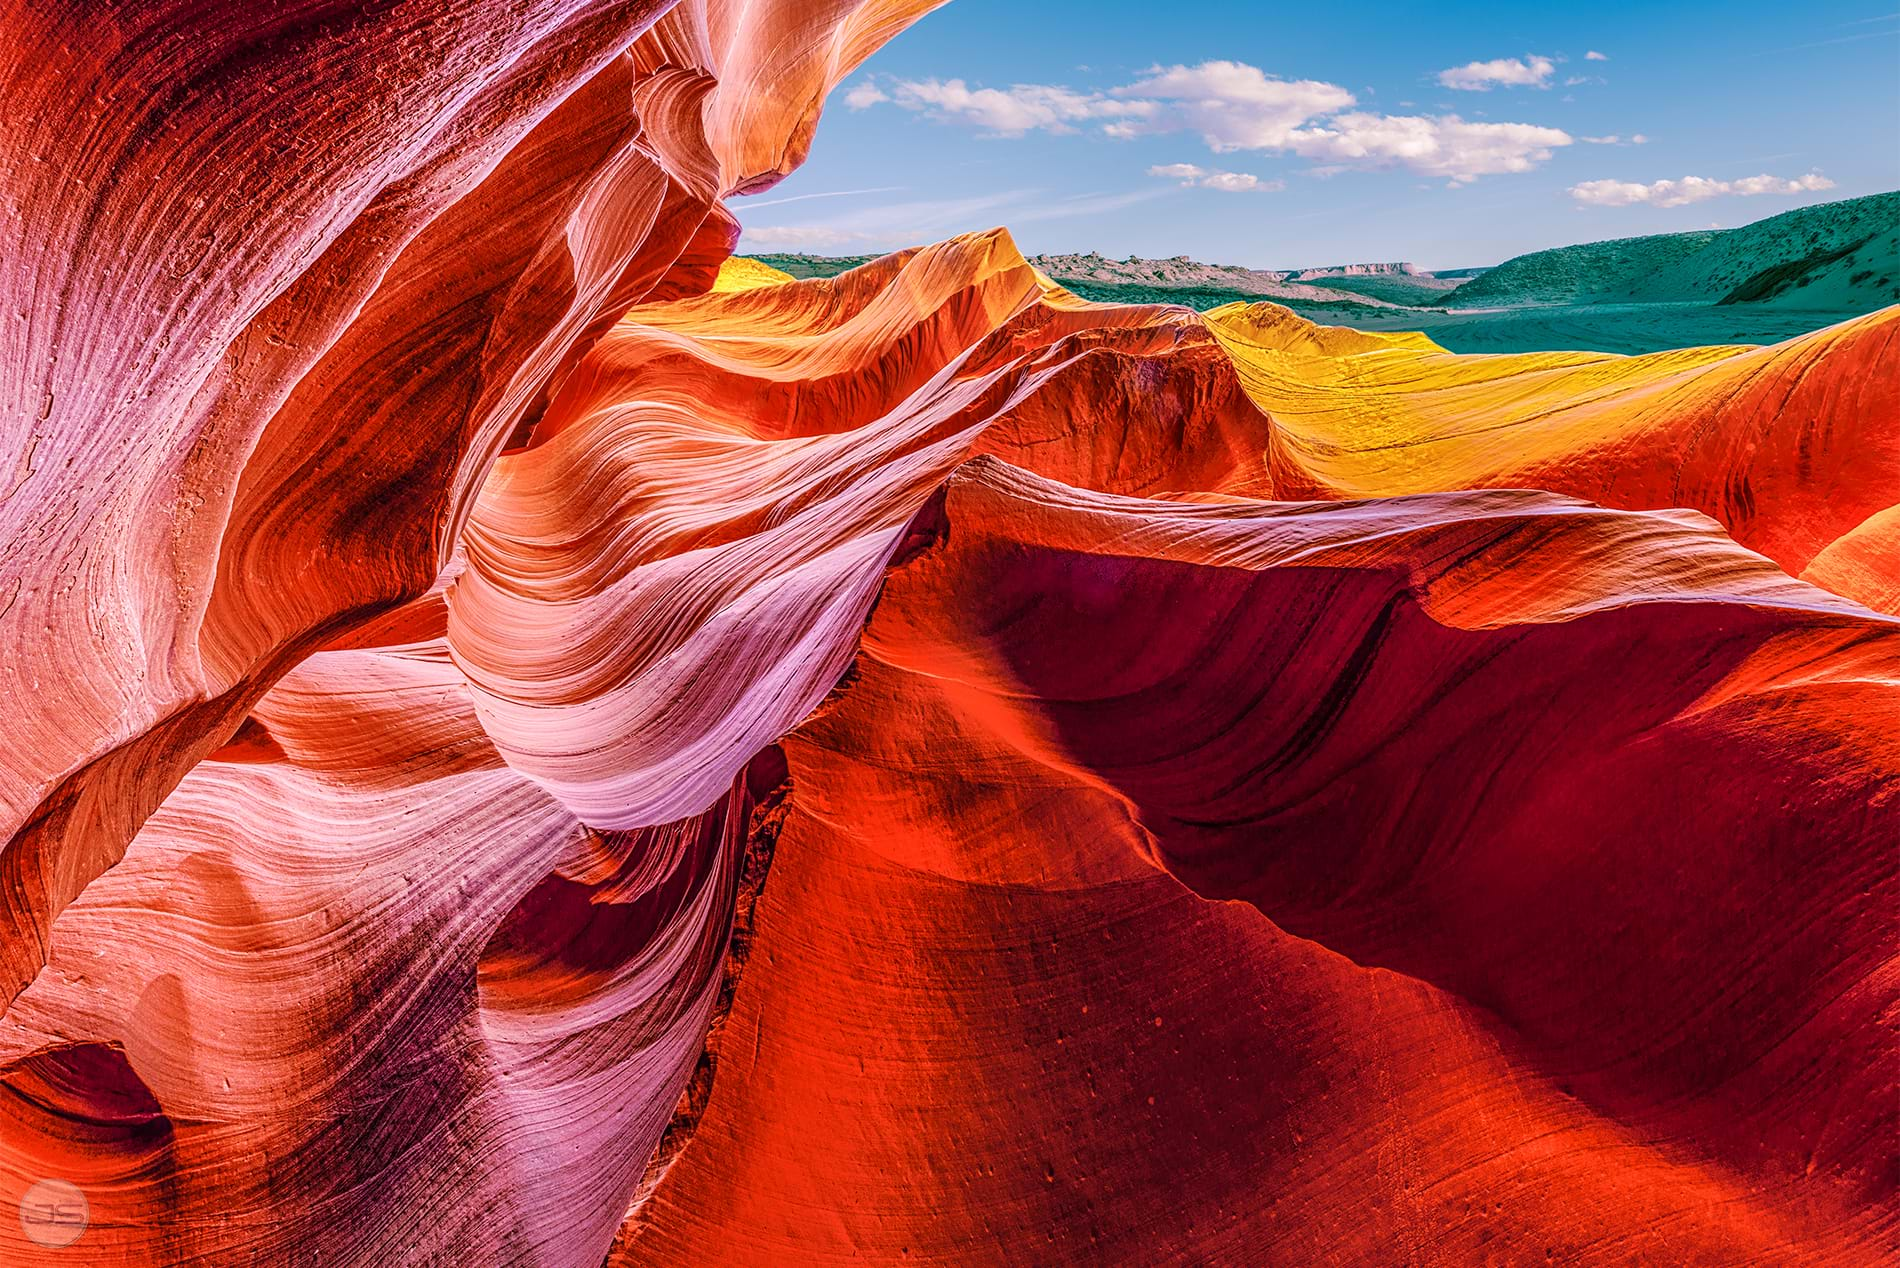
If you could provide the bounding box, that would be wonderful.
[1030,251,1403,304]
[622,459,1898,1266]
[0,0,942,1020]
[0,2,942,1263]
[1285,260,1422,279]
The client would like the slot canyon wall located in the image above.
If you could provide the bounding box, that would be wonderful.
[1,3,1895,1264]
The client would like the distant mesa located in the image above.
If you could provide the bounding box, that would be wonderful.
[1021,251,1463,308]
[1285,261,1423,279]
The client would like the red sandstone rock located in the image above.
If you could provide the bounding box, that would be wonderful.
[0,7,1894,1264]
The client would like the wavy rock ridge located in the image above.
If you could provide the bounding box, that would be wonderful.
[2,5,1896,1265]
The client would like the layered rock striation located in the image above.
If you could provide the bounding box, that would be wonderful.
[1,6,1895,1265]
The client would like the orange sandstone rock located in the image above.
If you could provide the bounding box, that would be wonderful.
[1,12,1894,1263]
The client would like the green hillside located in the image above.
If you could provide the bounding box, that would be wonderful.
[1449,191,1899,310]
[1630,192,1900,309]
[1053,278,1376,313]
[748,253,883,279]
[1445,230,1719,307]
[1303,273,1466,306]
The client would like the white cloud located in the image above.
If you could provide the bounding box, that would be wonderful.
[1107,61,1356,150]
[1203,171,1281,192]
[1569,171,1836,207]
[1630,134,1649,144]
[1437,55,1556,91]
[853,61,1575,183]
[1287,114,1573,183]
[1147,162,1284,192]
[1580,135,1650,146]
[1727,172,1836,196]
[844,81,888,109]
[882,77,1149,136]
[1585,50,1609,61]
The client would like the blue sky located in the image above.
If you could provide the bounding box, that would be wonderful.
[733,0,1900,269]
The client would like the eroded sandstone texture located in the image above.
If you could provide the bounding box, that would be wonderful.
[1,5,1894,1265]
